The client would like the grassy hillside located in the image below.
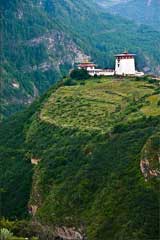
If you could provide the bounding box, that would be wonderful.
[1,0,160,118]
[0,76,160,239]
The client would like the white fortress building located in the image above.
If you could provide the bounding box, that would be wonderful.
[77,52,144,77]
[115,52,136,75]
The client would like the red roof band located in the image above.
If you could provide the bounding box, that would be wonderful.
[78,63,96,67]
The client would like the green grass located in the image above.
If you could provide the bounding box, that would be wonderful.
[141,94,160,116]
[40,78,158,132]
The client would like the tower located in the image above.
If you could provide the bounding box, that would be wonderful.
[115,52,136,75]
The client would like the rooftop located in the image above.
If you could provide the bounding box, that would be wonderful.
[115,52,136,57]
[78,62,96,67]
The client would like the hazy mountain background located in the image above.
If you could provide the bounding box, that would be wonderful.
[1,0,160,118]
[96,0,160,31]
[94,0,130,7]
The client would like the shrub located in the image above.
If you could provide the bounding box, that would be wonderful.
[0,228,13,240]
[63,78,77,86]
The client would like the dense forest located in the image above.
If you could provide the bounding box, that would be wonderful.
[1,0,160,118]
[1,76,160,239]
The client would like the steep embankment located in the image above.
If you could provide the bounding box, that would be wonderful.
[1,0,160,118]
[0,77,160,239]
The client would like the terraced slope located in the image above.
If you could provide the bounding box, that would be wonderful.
[41,78,159,131]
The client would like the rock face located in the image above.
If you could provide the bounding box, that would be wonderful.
[140,134,160,181]
[140,159,160,181]
[28,205,38,216]
[55,227,84,240]
[31,158,41,165]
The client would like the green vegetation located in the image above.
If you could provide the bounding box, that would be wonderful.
[70,69,90,80]
[0,77,160,239]
[0,228,13,240]
[1,0,160,118]
[0,219,38,240]
[41,77,159,131]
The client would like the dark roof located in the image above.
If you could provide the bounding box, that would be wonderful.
[115,52,136,57]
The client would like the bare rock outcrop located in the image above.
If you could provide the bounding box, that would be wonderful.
[55,227,84,240]
[28,205,38,216]
[140,134,160,181]
[31,158,41,165]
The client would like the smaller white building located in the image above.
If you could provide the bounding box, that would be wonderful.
[89,69,115,77]
[115,52,136,75]
[78,62,96,71]
[78,62,114,76]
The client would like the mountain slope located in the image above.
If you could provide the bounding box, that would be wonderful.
[1,0,160,119]
[1,76,160,239]
[1,0,87,118]
[97,0,160,31]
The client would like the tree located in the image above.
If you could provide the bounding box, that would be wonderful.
[70,69,90,80]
